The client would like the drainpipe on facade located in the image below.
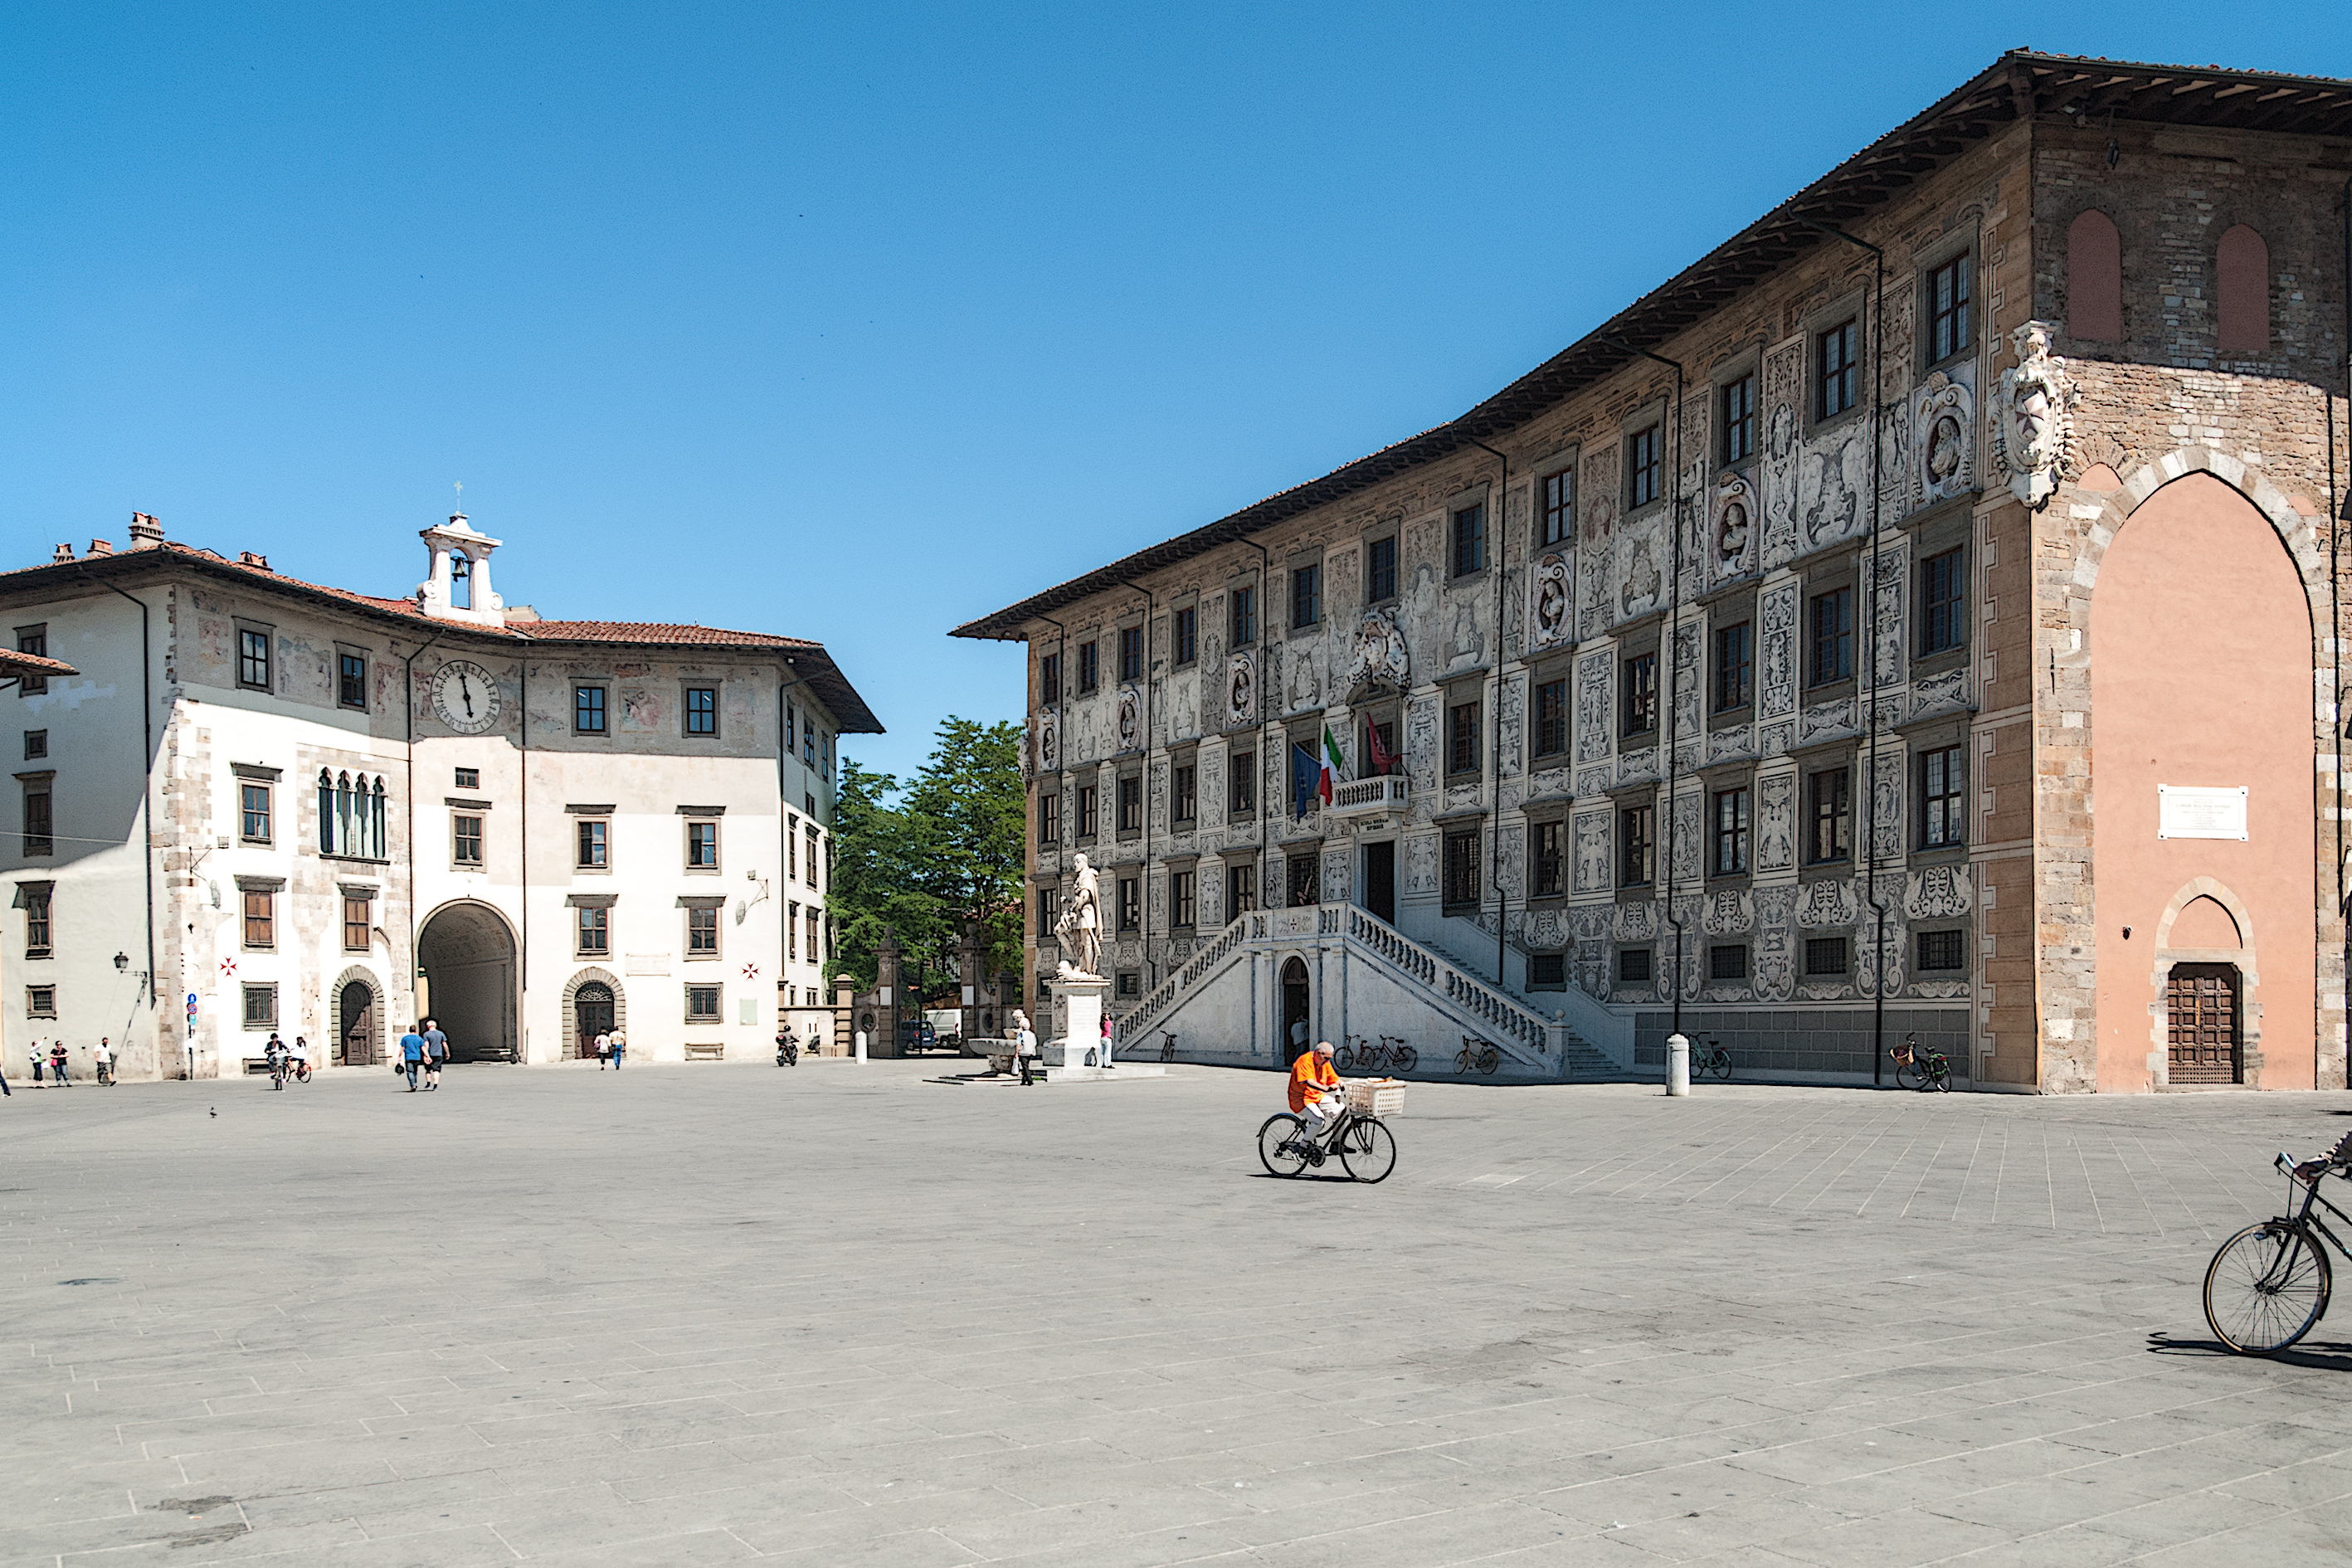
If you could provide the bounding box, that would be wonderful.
[1116,578,1157,996]
[1798,219,1890,1086]
[1464,437,1513,989]
[2335,172,2350,1086]
[74,567,158,1028]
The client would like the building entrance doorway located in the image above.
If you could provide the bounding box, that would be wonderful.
[416,901,519,1063]
[1363,840,1395,926]
[1281,956,1311,1064]
[2166,963,2242,1084]
[338,981,378,1065]
[574,983,615,1059]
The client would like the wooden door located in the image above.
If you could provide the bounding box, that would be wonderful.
[2166,963,2241,1085]
[339,983,376,1065]
[575,985,615,1058]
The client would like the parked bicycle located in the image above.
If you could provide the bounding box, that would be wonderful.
[1161,1032,1178,1063]
[2203,1132,2352,1354]
[1335,1035,1419,1074]
[1889,1032,1950,1092]
[1256,1094,1397,1183]
[1688,1035,1732,1081]
[1454,1035,1500,1075]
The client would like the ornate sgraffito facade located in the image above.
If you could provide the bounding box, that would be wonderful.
[957,52,2352,1093]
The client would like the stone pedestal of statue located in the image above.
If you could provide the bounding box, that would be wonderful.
[1043,972,1165,1083]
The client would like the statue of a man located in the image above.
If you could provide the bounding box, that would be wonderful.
[1054,851,1103,979]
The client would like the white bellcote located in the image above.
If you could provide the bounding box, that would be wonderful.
[416,514,507,626]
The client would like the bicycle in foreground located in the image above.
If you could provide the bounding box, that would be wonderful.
[1335,1035,1418,1074]
[1257,1094,1398,1183]
[2203,1132,2352,1354]
[1888,1032,1950,1092]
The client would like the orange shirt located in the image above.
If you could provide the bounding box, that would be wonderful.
[1288,1050,1339,1113]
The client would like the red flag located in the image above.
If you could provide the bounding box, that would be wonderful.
[1366,722,1397,777]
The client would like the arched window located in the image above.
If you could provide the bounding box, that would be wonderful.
[369,777,387,859]
[2218,224,2269,355]
[2066,209,2122,342]
[318,771,334,852]
[336,772,353,856]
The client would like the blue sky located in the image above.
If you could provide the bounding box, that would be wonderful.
[7,2,2348,782]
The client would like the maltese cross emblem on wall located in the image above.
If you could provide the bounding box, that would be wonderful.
[741,963,760,981]
[219,957,237,978]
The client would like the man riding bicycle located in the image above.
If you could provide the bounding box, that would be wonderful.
[263,1035,290,1088]
[1287,1040,1348,1150]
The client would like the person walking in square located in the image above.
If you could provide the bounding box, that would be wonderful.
[49,1041,69,1086]
[595,1030,611,1069]
[608,1027,626,1070]
[94,1037,114,1086]
[397,1023,425,1090]
[1014,1010,1037,1086]
[421,1018,448,1089]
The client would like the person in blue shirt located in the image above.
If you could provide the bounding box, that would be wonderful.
[397,1025,426,1091]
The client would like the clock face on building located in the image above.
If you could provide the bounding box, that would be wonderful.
[431,660,502,734]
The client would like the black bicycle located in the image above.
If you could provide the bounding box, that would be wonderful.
[1454,1035,1500,1075]
[1337,1035,1418,1074]
[1257,1098,1397,1183]
[1689,1035,1731,1081]
[2203,1134,2352,1354]
[1889,1032,1950,1092]
[1160,1032,1177,1063]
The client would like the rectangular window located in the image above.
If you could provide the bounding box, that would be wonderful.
[684,686,717,737]
[1172,606,1196,667]
[1366,536,1398,602]
[1447,699,1481,776]
[16,628,47,694]
[240,782,272,845]
[22,730,45,761]
[453,813,484,866]
[806,725,818,766]
[686,820,719,869]
[1618,947,1653,984]
[1804,935,1850,976]
[1229,752,1254,816]
[1541,468,1575,548]
[1037,884,1059,933]
[577,904,609,955]
[1529,952,1567,989]
[806,826,821,890]
[1628,426,1661,509]
[786,704,796,752]
[338,651,368,709]
[343,895,371,952]
[27,984,56,1017]
[1117,971,1141,999]
[454,767,479,789]
[237,626,271,690]
[241,888,275,949]
[1364,717,1397,774]
[1118,626,1142,683]
[1817,319,1860,420]
[1807,768,1852,864]
[1227,859,1257,914]
[21,784,51,855]
[688,905,719,955]
[1920,547,1965,656]
[1290,563,1322,629]
[1710,943,1750,981]
[241,982,277,1028]
[1077,784,1098,838]
[1918,928,1965,971]
[1288,854,1319,908]
[1450,503,1486,576]
[787,816,797,879]
[1928,252,1973,365]
[686,984,721,1022]
[24,886,51,956]
[1078,640,1099,692]
[788,900,800,961]
[1230,587,1256,648]
[1921,743,1965,849]
[1619,804,1655,887]
[1171,868,1196,928]
[575,684,606,733]
[1809,587,1853,685]
[1442,831,1481,907]
[1712,786,1751,876]
[1534,679,1568,757]
[1713,622,1753,712]
[1117,776,1142,833]
[1118,876,1140,931]
[1721,373,1756,464]
[1039,791,1060,845]
[577,819,608,868]
[1039,652,1062,704]
[1622,652,1658,736]
[1173,763,1196,824]
[1532,820,1564,898]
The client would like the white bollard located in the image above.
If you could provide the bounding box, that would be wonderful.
[855,1030,868,1064]
[1666,1033,1690,1097]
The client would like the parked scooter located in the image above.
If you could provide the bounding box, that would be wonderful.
[775,1027,800,1067]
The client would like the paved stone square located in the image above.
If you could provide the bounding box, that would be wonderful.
[9,1060,2352,1566]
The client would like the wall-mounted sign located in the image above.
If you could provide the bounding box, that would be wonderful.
[2158,785,2247,841]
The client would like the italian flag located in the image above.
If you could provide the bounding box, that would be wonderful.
[1317,723,1346,806]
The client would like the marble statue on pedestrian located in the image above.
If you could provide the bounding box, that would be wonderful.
[1054,852,1103,979]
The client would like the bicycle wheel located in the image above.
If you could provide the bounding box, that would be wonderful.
[1478,1047,1499,1075]
[1342,1118,1398,1183]
[1706,1050,1731,1081]
[1258,1113,1310,1178]
[1896,1059,1925,1091]
[2205,1220,2332,1354]
[1931,1064,1952,1093]
[1454,1048,1473,1074]
[1393,1045,1418,1074]
[1332,1044,1357,1073]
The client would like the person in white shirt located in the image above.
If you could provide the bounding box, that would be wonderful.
[94,1037,114,1086]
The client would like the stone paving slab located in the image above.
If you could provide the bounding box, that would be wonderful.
[10,1064,2352,1565]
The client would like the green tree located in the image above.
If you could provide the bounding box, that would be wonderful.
[826,718,1025,996]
